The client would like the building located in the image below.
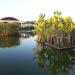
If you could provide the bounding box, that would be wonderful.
[0,17,20,23]
[20,21,36,28]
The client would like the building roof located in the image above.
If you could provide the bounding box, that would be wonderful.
[1,17,19,21]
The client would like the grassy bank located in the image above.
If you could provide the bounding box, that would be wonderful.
[0,23,20,36]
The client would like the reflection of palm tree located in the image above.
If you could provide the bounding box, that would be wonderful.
[34,43,75,75]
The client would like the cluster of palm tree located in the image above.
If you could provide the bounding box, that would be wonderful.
[34,10,75,45]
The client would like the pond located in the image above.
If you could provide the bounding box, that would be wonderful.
[0,33,75,75]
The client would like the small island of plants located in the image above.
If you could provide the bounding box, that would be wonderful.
[34,10,75,49]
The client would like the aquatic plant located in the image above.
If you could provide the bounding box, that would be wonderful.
[34,10,75,44]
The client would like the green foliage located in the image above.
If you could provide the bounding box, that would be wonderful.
[35,13,46,35]
[33,10,75,43]
[34,10,75,36]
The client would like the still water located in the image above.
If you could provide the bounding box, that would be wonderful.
[0,33,75,75]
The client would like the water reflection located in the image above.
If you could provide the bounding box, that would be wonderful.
[34,42,75,75]
[0,31,34,48]
[0,37,20,48]
[20,31,34,39]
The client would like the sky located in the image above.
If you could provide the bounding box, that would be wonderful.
[0,0,75,21]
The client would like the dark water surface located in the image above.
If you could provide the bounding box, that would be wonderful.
[0,35,75,75]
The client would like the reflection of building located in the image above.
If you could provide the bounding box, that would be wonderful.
[0,17,20,23]
[20,31,34,38]
[21,33,30,37]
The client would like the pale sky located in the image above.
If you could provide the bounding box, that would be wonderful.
[0,0,75,21]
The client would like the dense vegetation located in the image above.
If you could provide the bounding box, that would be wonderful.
[0,23,20,36]
[34,10,75,46]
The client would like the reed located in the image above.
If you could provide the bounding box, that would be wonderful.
[0,23,20,36]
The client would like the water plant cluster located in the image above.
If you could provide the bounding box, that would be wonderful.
[34,10,75,45]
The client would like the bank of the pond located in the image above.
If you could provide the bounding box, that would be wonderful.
[0,23,20,36]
